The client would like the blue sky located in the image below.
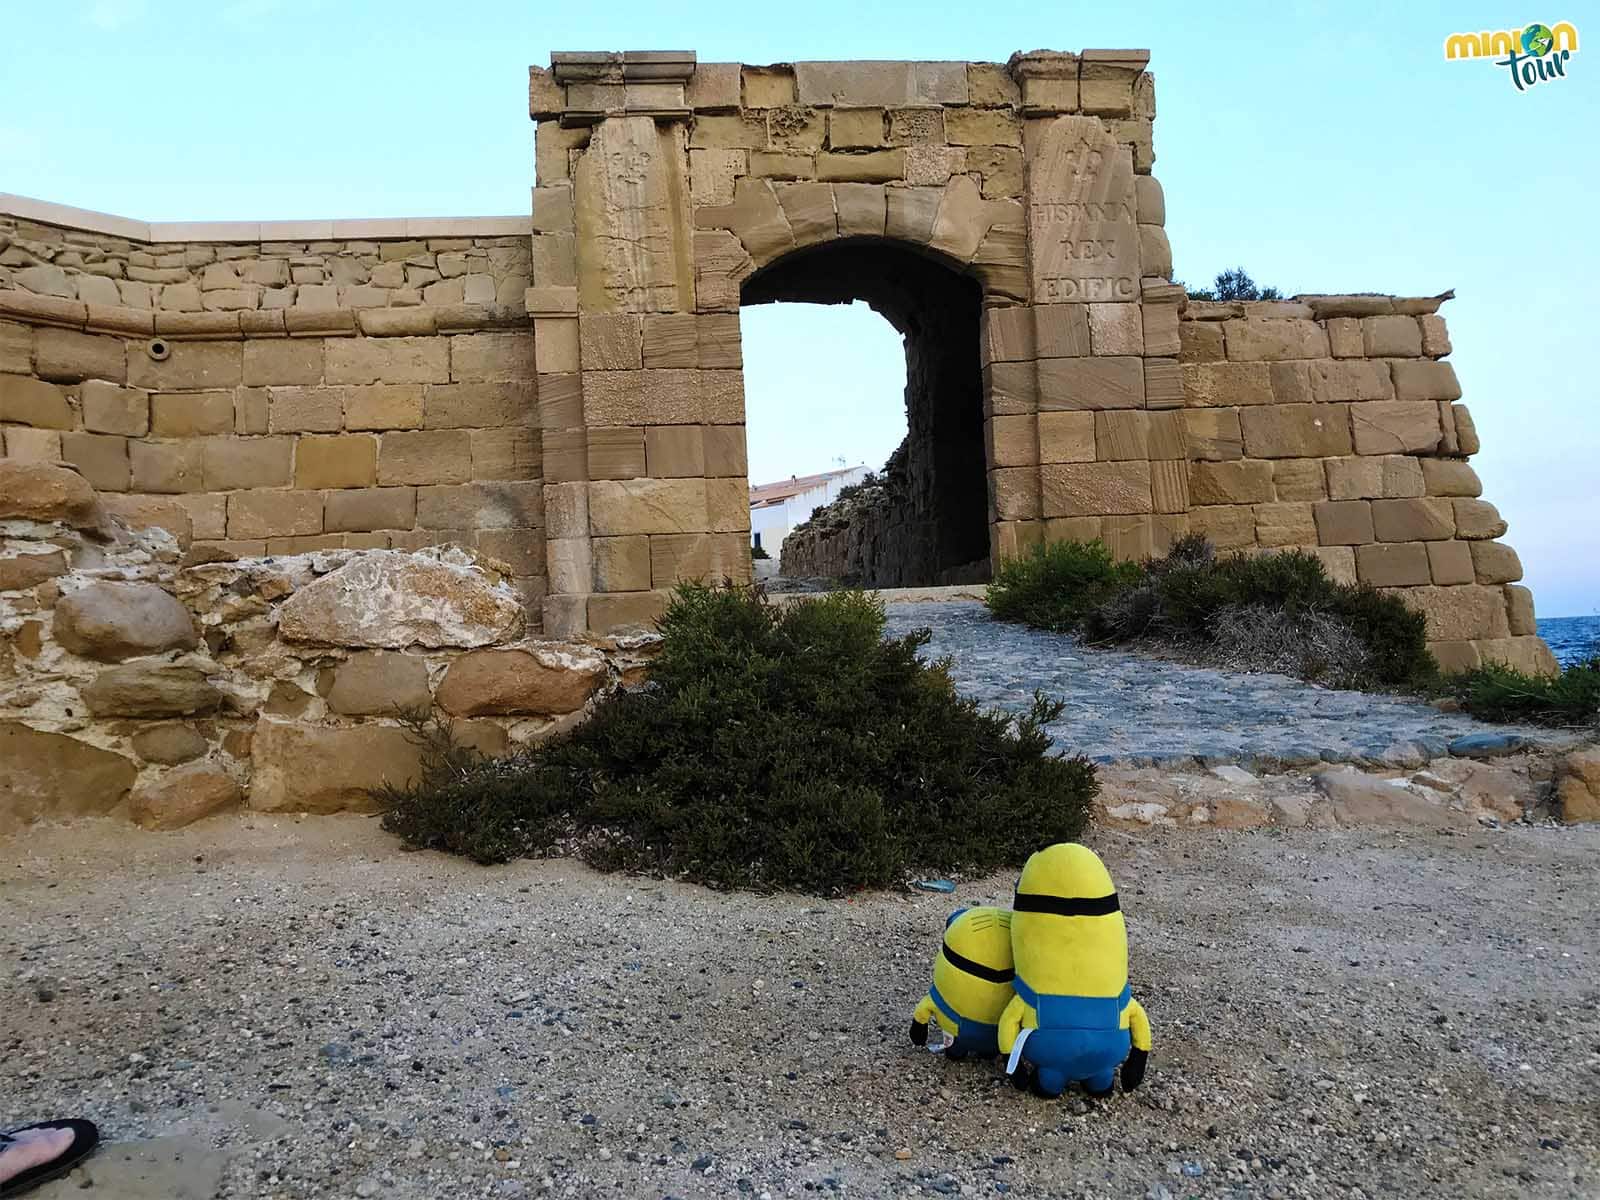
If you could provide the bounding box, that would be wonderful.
[2,1,1595,615]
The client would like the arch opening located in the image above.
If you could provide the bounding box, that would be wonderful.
[740,237,990,587]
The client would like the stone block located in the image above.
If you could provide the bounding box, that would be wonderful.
[451,333,537,383]
[833,182,886,237]
[1036,410,1095,463]
[470,426,540,481]
[992,519,1045,561]
[989,468,1040,520]
[1420,459,1481,497]
[884,185,942,243]
[1138,224,1171,279]
[2,426,62,462]
[79,380,149,436]
[1150,460,1188,514]
[1313,500,1374,546]
[268,386,344,433]
[1179,321,1224,363]
[151,391,233,437]
[325,337,448,385]
[378,430,472,485]
[591,534,651,592]
[1143,359,1183,410]
[1272,459,1327,501]
[986,414,1036,468]
[1449,404,1480,456]
[130,441,205,494]
[1349,400,1443,456]
[686,61,740,110]
[1305,544,1357,584]
[1094,410,1148,461]
[127,342,242,391]
[33,327,125,384]
[1254,501,1318,548]
[747,151,814,179]
[0,375,74,429]
[82,662,222,718]
[1181,408,1243,461]
[1190,460,1273,506]
[1452,498,1507,541]
[706,476,749,532]
[702,425,747,477]
[343,385,424,431]
[536,374,583,432]
[1240,404,1352,458]
[1391,584,1509,642]
[0,320,31,374]
[638,314,697,369]
[53,581,197,662]
[1223,319,1329,361]
[1426,540,1475,585]
[249,718,423,813]
[323,486,416,533]
[1504,584,1537,636]
[589,478,708,536]
[1187,504,1256,550]
[234,388,269,434]
[243,338,325,386]
[580,314,644,371]
[1134,175,1164,225]
[327,651,433,717]
[227,490,323,539]
[588,590,669,634]
[1390,360,1461,401]
[696,313,742,369]
[533,318,582,379]
[0,547,68,592]
[1099,515,1154,563]
[423,381,534,430]
[1087,303,1143,355]
[417,481,542,531]
[944,108,1020,147]
[1141,303,1180,358]
[295,434,378,489]
[129,724,208,766]
[1356,541,1431,587]
[981,306,1033,365]
[643,425,706,478]
[59,432,129,492]
[1419,314,1452,358]
[545,537,591,595]
[584,369,693,426]
[1182,362,1272,407]
[1034,304,1091,358]
[542,428,587,484]
[0,723,138,832]
[1326,317,1362,358]
[1040,461,1151,518]
[1470,541,1523,584]
[436,644,607,717]
[815,150,905,183]
[1361,315,1422,357]
[829,107,885,148]
[968,146,1023,198]
[587,426,647,480]
[1037,356,1143,411]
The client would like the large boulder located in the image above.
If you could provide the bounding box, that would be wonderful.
[276,550,524,649]
[81,662,223,718]
[435,644,608,716]
[0,460,104,528]
[53,581,199,662]
[249,717,425,813]
[129,764,242,830]
[0,721,137,834]
[1556,748,1600,824]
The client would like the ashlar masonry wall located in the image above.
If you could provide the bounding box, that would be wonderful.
[0,208,547,617]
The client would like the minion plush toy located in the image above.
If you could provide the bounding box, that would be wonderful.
[909,907,1015,1059]
[998,843,1152,1097]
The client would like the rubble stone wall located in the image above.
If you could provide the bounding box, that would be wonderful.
[0,212,546,616]
[0,462,654,836]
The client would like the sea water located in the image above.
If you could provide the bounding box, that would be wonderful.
[1538,615,1600,667]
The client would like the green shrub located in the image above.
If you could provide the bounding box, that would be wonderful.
[378,585,1097,892]
[1448,656,1600,727]
[986,538,1142,632]
[990,536,1434,689]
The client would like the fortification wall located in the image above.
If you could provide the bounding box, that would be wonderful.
[0,206,547,618]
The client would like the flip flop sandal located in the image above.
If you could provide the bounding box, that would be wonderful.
[0,1120,100,1197]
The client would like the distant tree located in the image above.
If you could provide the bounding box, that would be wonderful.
[1179,266,1283,302]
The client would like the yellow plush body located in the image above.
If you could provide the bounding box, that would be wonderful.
[998,843,1152,1096]
[909,906,1015,1059]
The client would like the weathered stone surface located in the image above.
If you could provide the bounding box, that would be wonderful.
[277,551,524,649]
[0,549,68,592]
[1026,116,1138,304]
[130,723,209,765]
[435,643,608,716]
[326,651,434,716]
[249,717,424,813]
[53,582,198,662]
[0,721,137,833]
[1556,749,1600,824]
[1313,767,1473,829]
[0,461,104,528]
[129,764,242,830]
[81,663,223,718]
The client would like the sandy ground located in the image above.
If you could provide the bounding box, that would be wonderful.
[3,814,1598,1200]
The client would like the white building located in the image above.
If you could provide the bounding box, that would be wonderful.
[748,465,871,558]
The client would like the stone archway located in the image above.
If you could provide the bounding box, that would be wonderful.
[741,237,988,586]
[526,49,1169,636]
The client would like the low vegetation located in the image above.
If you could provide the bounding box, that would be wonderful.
[1180,266,1284,302]
[1446,657,1600,728]
[988,535,1432,690]
[379,585,1097,892]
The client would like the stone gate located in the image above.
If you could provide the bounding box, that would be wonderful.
[0,48,1554,674]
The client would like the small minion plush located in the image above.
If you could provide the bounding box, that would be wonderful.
[909,907,1016,1059]
[998,843,1152,1097]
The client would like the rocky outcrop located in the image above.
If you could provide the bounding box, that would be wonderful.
[1556,749,1600,823]
[277,549,525,649]
[53,581,197,661]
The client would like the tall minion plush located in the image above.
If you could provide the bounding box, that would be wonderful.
[998,843,1152,1097]
[909,907,1015,1059]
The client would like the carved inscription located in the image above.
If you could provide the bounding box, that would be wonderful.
[1026,116,1139,303]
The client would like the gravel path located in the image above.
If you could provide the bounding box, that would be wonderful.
[884,601,1559,768]
[4,816,1597,1199]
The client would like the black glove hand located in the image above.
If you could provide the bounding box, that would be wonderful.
[1121,1047,1148,1092]
[909,1019,928,1046]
